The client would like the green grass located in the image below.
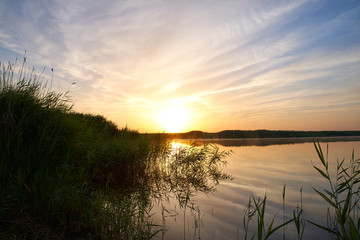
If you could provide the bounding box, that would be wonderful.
[243,193,294,240]
[0,59,160,239]
[243,142,360,240]
[0,59,232,239]
[308,142,360,239]
[146,142,233,208]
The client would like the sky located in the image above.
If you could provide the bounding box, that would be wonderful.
[0,0,359,133]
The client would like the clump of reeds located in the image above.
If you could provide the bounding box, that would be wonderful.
[0,58,159,239]
[243,189,293,240]
[0,57,236,239]
[308,142,360,239]
[243,142,359,240]
[147,142,233,208]
[0,58,76,222]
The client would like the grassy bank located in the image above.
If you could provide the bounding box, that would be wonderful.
[0,60,163,239]
[0,59,231,239]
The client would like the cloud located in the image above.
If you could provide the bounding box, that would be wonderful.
[0,0,359,131]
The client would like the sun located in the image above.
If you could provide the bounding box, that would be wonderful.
[157,106,188,133]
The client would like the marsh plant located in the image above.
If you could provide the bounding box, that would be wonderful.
[0,58,234,239]
[243,189,294,240]
[0,59,159,239]
[243,142,359,240]
[147,142,233,207]
[308,142,360,239]
[144,141,233,239]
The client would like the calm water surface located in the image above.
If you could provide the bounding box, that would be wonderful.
[151,138,360,240]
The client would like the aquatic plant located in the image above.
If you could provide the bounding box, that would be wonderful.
[293,187,305,240]
[0,58,234,239]
[146,142,233,209]
[243,142,360,240]
[309,142,360,239]
[0,59,159,239]
[243,192,294,240]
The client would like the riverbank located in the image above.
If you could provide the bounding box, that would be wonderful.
[0,60,230,239]
[0,60,165,239]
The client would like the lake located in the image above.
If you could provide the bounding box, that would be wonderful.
[150,137,360,240]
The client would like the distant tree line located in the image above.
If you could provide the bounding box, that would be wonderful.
[145,130,360,139]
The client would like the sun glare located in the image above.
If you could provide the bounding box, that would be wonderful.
[157,106,188,133]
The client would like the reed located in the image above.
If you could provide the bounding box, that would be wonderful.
[308,142,360,239]
[0,58,233,239]
[293,187,305,240]
[0,59,159,239]
[243,142,359,240]
[146,142,233,209]
[243,193,294,240]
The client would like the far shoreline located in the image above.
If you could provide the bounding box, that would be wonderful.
[143,130,360,140]
[172,136,360,147]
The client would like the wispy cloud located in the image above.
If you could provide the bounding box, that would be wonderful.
[0,0,359,131]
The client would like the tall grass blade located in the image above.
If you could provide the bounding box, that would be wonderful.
[314,141,326,167]
[312,188,337,208]
[313,165,330,180]
[265,219,294,239]
[307,220,338,235]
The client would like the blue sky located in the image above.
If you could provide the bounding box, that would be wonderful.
[0,0,359,132]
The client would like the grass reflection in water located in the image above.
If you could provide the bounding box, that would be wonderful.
[143,141,233,239]
[148,142,233,206]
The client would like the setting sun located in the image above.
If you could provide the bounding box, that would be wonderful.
[157,106,189,133]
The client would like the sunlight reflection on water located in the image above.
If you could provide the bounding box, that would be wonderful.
[150,139,360,240]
